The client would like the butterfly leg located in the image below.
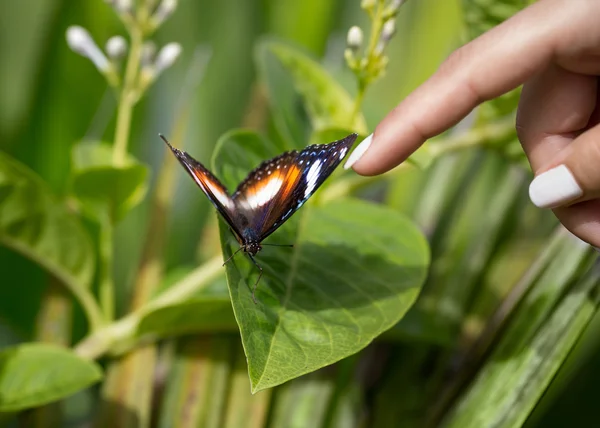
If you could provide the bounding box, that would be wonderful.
[222,246,244,266]
[248,254,263,304]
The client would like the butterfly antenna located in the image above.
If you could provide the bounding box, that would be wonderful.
[222,246,244,266]
[262,243,294,248]
[248,254,263,305]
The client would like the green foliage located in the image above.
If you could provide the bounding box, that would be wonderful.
[442,232,600,427]
[0,343,102,412]
[0,152,95,291]
[0,0,599,426]
[256,39,367,148]
[70,142,149,222]
[212,130,428,391]
[136,296,236,339]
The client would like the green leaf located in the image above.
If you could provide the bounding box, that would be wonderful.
[441,232,599,428]
[137,297,237,339]
[224,200,428,392]
[256,39,367,148]
[0,343,102,412]
[211,130,286,182]
[212,130,429,392]
[70,142,150,221]
[0,152,95,292]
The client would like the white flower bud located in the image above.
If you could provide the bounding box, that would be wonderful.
[381,19,396,43]
[105,36,128,59]
[381,19,396,42]
[346,26,363,50]
[361,0,376,10]
[154,0,178,25]
[154,43,182,74]
[66,26,110,72]
[389,0,407,11]
[113,0,133,13]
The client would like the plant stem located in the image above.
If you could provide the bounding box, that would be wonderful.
[351,82,366,125]
[112,26,143,165]
[74,255,224,360]
[99,217,115,321]
[351,1,385,121]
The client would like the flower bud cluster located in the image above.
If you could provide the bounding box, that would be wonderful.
[345,0,406,85]
[65,0,181,93]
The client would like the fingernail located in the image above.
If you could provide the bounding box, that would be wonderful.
[529,165,583,208]
[344,133,373,170]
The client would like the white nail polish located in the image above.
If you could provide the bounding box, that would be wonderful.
[529,165,583,208]
[344,133,373,170]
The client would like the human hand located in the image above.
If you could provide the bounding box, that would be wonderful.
[344,0,600,247]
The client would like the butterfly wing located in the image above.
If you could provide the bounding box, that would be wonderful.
[232,133,357,241]
[163,139,242,238]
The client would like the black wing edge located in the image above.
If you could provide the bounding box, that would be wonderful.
[159,134,243,237]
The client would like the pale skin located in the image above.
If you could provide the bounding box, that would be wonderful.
[349,0,600,247]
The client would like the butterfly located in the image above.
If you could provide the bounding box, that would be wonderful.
[161,133,358,302]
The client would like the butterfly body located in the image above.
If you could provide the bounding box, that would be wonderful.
[162,133,358,301]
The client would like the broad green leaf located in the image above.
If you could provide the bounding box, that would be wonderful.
[212,130,429,391]
[0,343,102,412]
[441,231,599,428]
[0,152,95,291]
[136,297,237,339]
[256,39,367,148]
[70,142,149,221]
[221,200,428,391]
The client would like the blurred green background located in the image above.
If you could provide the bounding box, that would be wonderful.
[1,0,600,427]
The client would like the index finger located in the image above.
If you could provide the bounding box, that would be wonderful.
[349,0,574,175]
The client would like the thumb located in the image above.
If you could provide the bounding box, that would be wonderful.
[529,124,600,208]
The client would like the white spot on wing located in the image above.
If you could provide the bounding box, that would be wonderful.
[339,147,348,159]
[304,160,322,198]
[240,176,284,209]
[204,179,233,209]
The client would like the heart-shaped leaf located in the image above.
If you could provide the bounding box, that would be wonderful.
[212,131,429,392]
[256,39,367,148]
[0,343,102,412]
[70,142,150,221]
[0,152,95,295]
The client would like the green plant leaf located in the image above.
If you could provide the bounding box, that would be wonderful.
[0,343,102,412]
[70,142,150,222]
[0,152,95,293]
[212,130,429,392]
[136,296,237,339]
[256,39,367,148]
[441,231,599,428]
